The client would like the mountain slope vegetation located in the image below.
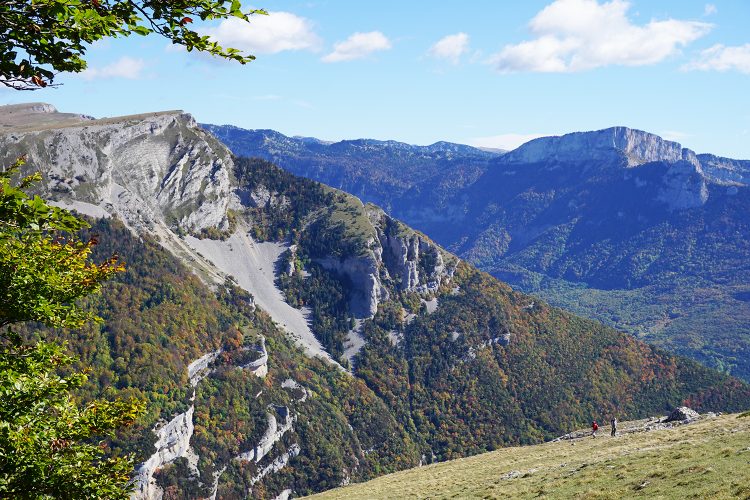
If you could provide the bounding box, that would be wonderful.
[204,125,750,381]
[4,105,750,497]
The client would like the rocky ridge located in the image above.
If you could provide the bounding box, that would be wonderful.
[313,204,456,318]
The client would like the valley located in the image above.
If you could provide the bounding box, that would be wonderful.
[2,103,749,498]
[204,125,750,381]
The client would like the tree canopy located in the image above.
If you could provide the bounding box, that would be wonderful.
[0,160,144,497]
[0,0,266,89]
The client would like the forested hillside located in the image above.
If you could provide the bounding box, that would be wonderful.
[7,106,750,498]
[204,125,750,381]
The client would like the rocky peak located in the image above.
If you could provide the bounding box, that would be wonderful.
[0,104,236,234]
[502,127,699,167]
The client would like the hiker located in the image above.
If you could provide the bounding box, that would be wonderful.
[591,420,599,438]
[611,417,617,437]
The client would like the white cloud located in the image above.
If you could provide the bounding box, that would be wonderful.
[203,11,321,55]
[704,4,717,16]
[428,33,470,64]
[322,31,391,63]
[468,133,549,151]
[81,57,145,80]
[490,0,712,73]
[683,44,750,74]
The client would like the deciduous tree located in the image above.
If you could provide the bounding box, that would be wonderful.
[0,159,145,497]
[0,0,266,89]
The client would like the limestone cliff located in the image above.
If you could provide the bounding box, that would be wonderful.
[0,103,236,233]
[314,204,457,318]
[502,126,699,167]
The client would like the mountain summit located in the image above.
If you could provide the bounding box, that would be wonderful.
[502,127,699,167]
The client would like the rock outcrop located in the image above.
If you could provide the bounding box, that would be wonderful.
[0,103,236,234]
[133,406,197,500]
[656,161,709,210]
[665,406,701,423]
[502,127,699,168]
[241,336,269,378]
[316,206,456,318]
[134,348,223,499]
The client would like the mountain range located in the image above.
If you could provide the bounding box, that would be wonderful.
[203,124,750,382]
[2,103,749,499]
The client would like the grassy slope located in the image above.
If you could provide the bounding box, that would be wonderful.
[306,413,750,499]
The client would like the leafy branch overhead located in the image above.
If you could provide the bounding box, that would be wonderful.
[0,0,267,89]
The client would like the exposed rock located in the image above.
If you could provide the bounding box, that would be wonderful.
[0,107,237,234]
[697,153,750,186]
[273,489,293,500]
[185,230,335,364]
[134,348,224,499]
[236,406,296,463]
[317,253,383,318]
[188,349,221,387]
[0,103,93,131]
[502,127,699,168]
[422,297,439,314]
[133,406,196,500]
[387,330,403,346]
[241,336,268,378]
[499,470,522,480]
[250,443,301,487]
[665,406,701,423]
[281,378,308,402]
[657,161,709,210]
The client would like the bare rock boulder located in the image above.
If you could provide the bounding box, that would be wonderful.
[665,406,700,423]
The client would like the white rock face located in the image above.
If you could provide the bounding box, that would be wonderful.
[273,489,293,500]
[697,154,750,186]
[281,378,308,402]
[503,127,698,167]
[188,349,222,387]
[235,407,296,463]
[317,253,383,318]
[242,336,269,378]
[0,106,236,234]
[133,406,196,500]
[250,444,301,487]
[657,161,709,210]
[317,213,455,319]
[133,348,221,499]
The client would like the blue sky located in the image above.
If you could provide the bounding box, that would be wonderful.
[3,0,750,157]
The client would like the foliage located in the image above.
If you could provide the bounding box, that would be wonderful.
[237,155,750,464]
[279,259,353,361]
[30,216,419,497]
[11,148,750,497]
[0,161,143,497]
[234,156,335,242]
[0,0,266,89]
[1,160,123,331]
[0,341,143,499]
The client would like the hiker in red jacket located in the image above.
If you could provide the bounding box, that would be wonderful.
[591,420,599,438]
